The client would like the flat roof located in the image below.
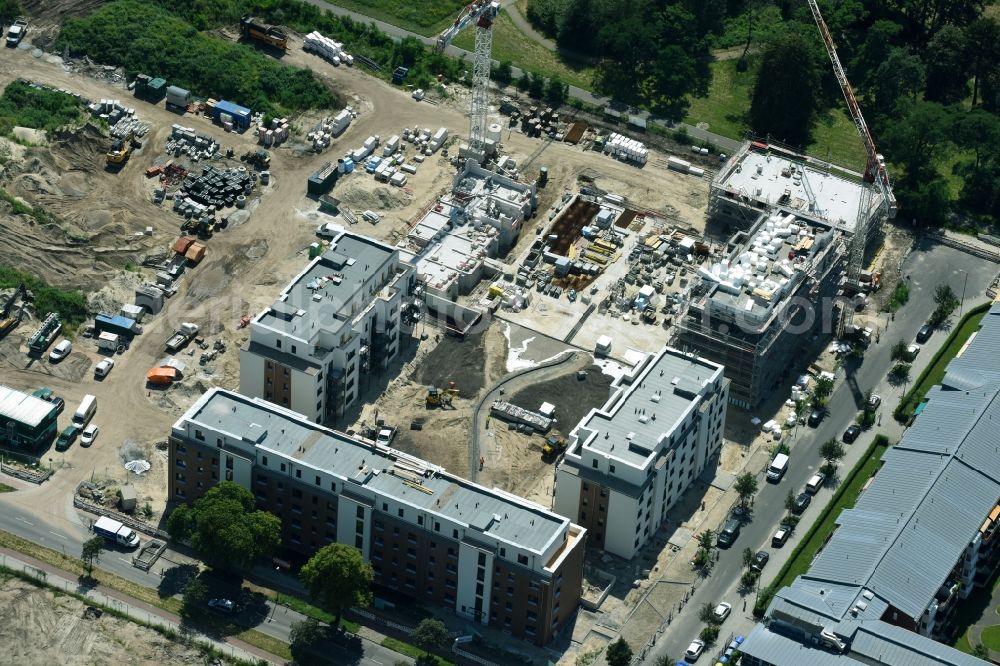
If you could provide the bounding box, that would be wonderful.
[256,233,397,340]
[0,385,55,428]
[716,147,877,230]
[573,348,722,467]
[184,389,572,555]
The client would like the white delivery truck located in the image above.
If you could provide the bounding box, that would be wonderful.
[93,516,140,548]
[766,453,789,483]
[72,394,97,427]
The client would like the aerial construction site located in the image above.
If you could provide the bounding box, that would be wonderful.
[0,1,961,666]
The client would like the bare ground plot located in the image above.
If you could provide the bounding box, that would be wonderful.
[506,364,613,438]
[0,575,214,666]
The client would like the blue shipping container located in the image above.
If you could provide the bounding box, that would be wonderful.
[95,314,137,337]
[212,100,252,131]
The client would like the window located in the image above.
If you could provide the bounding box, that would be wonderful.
[315,475,321,486]
[195,429,204,441]
[476,582,484,596]
[296,469,301,479]
[592,459,598,468]
[176,444,187,454]
[357,506,365,519]
[355,535,363,549]
[262,455,268,466]
[476,569,485,582]
[291,345,297,354]
[506,586,513,596]
[175,459,186,469]
[610,464,616,473]
[398,508,404,518]
[292,488,302,499]
[276,340,281,349]
[453,529,459,539]
[478,552,487,566]
[280,463,286,472]
[517,554,528,565]
[382,502,388,511]
[417,515,423,526]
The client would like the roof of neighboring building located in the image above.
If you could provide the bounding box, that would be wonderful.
[255,233,399,341]
[571,347,723,468]
[0,385,56,428]
[181,389,574,557]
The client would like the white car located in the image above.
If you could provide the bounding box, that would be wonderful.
[49,339,72,362]
[80,424,99,447]
[95,358,114,379]
[713,601,732,623]
[685,639,705,661]
[906,343,921,360]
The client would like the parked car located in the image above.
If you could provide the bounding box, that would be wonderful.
[713,602,732,623]
[905,343,921,361]
[772,524,792,547]
[751,550,770,572]
[793,492,812,513]
[55,424,80,451]
[808,409,825,427]
[80,423,99,447]
[49,339,72,362]
[207,598,237,614]
[806,473,826,494]
[95,358,114,379]
[916,324,933,343]
[868,394,882,410]
[685,639,706,661]
[843,424,861,443]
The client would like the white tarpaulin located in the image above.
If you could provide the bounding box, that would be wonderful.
[124,460,151,475]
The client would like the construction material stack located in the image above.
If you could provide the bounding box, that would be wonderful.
[303,31,353,66]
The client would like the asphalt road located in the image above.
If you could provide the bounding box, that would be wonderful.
[644,240,1000,663]
[0,498,408,666]
[298,0,741,152]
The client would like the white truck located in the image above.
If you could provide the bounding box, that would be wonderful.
[93,516,140,548]
[97,331,121,352]
[6,18,27,47]
[165,322,199,352]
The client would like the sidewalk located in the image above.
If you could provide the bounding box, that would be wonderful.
[0,546,284,665]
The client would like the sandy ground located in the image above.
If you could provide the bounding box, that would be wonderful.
[0,575,214,666]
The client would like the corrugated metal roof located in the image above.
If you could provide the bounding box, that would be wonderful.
[850,621,989,666]
[738,625,849,666]
[0,385,56,428]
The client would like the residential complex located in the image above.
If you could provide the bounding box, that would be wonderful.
[0,385,59,449]
[553,347,728,559]
[740,301,1000,666]
[168,388,586,645]
[675,211,846,409]
[239,231,415,423]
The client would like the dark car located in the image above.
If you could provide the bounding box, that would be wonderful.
[751,550,770,572]
[843,424,861,443]
[808,409,825,427]
[207,598,237,614]
[916,324,933,343]
[793,492,812,513]
[55,424,80,452]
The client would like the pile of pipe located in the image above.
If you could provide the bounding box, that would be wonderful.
[173,165,253,215]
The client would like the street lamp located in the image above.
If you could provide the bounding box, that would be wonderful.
[957,269,969,318]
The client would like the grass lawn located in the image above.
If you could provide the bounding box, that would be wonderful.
[381,636,457,666]
[767,437,890,592]
[895,304,989,421]
[451,10,595,91]
[953,572,1000,654]
[326,0,468,37]
[982,625,1000,651]
[0,483,15,493]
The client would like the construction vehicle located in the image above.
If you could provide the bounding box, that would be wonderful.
[165,322,199,352]
[6,18,27,47]
[241,149,271,170]
[542,435,566,460]
[106,129,140,167]
[240,15,288,50]
[0,282,25,338]
[28,312,61,355]
[426,384,459,408]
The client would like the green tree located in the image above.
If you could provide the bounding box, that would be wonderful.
[871,48,925,118]
[820,438,845,475]
[527,72,546,99]
[734,472,758,508]
[410,618,449,650]
[290,618,326,662]
[698,602,718,625]
[925,25,970,104]
[742,547,755,570]
[890,339,908,361]
[891,0,985,45]
[545,75,569,107]
[696,530,715,551]
[699,625,720,644]
[0,0,21,24]
[930,283,960,324]
[181,577,207,617]
[852,20,903,93]
[516,71,531,93]
[299,543,374,627]
[81,536,103,577]
[749,31,821,147]
[882,100,953,188]
[784,490,797,520]
[967,18,1000,107]
[166,481,281,574]
[606,636,632,666]
[974,643,990,659]
[890,362,912,383]
[493,60,513,88]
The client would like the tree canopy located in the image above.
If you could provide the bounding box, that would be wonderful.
[299,543,374,625]
[166,481,281,573]
[606,637,633,666]
[749,31,821,146]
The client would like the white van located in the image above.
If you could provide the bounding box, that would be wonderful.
[72,394,97,427]
[767,453,789,483]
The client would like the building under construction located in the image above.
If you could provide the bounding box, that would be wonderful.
[709,140,888,243]
[675,210,847,410]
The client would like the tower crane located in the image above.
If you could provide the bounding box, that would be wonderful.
[806,0,896,289]
[435,1,500,159]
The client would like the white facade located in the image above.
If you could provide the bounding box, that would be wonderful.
[239,231,414,423]
[554,347,727,559]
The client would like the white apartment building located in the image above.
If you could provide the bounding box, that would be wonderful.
[239,231,415,423]
[554,347,728,559]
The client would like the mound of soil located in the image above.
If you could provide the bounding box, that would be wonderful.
[508,364,613,436]
[415,331,489,396]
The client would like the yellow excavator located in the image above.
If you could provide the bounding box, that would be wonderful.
[542,435,567,460]
[426,384,459,408]
[106,130,139,167]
